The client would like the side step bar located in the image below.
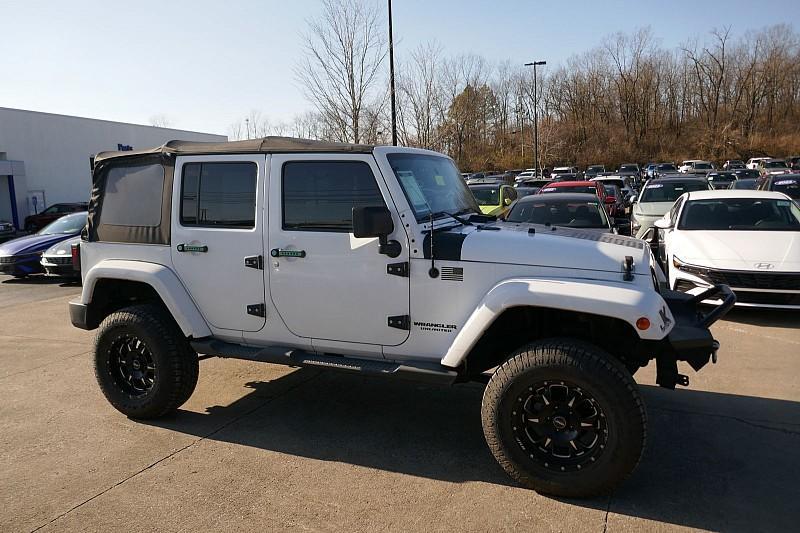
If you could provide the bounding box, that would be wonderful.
[190,338,458,385]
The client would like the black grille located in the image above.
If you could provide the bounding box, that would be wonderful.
[679,264,800,290]
[46,256,73,265]
[0,256,13,264]
[734,292,800,306]
[705,270,800,290]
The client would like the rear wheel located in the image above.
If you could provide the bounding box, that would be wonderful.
[481,338,646,498]
[94,304,198,419]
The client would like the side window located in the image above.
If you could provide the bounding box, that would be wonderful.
[102,164,165,226]
[282,161,386,232]
[180,162,257,228]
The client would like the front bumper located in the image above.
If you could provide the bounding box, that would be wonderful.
[647,285,735,388]
[0,254,44,276]
[41,257,80,278]
[673,268,800,309]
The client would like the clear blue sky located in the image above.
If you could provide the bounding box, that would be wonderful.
[1,0,794,136]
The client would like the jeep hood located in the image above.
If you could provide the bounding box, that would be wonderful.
[673,230,800,271]
[427,221,650,277]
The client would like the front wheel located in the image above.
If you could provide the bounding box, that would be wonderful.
[481,338,646,498]
[94,304,199,419]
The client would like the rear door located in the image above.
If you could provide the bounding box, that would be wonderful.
[171,155,266,332]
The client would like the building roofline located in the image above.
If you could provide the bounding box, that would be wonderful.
[0,106,226,138]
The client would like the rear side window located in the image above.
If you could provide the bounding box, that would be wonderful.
[282,161,385,232]
[102,164,165,226]
[180,162,257,228]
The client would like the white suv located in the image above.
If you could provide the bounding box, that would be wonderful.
[70,137,731,498]
[746,157,771,170]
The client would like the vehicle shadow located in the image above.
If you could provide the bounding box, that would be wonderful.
[1,275,66,285]
[148,369,800,532]
[721,307,800,329]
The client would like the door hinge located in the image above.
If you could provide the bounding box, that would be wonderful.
[246,303,266,317]
[388,315,410,330]
[245,255,264,270]
[387,262,409,277]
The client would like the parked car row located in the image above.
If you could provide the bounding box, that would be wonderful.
[0,211,85,279]
[464,172,799,310]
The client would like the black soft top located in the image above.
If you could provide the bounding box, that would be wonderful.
[94,136,375,164]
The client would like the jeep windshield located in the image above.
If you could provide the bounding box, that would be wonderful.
[640,181,708,203]
[387,153,480,221]
[39,212,87,235]
[678,198,800,230]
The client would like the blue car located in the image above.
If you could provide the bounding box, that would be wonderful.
[0,212,87,278]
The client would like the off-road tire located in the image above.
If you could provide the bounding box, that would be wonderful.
[94,304,199,419]
[481,338,646,498]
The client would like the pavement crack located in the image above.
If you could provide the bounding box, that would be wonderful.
[602,493,612,533]
[650,405,800,436]
[30,370,322,532]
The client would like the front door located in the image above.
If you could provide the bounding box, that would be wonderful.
[268,154,409,347]
[171,155,266,333]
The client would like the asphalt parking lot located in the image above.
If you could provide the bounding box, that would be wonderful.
[1,276,798,532]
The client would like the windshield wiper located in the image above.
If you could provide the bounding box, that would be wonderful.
[438,211,474,226]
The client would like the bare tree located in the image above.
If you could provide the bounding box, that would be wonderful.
[296,0,387,143]
[149,114,172,128]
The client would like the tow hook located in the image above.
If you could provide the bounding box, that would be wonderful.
[676,374,689,387]
[711,340,720,364]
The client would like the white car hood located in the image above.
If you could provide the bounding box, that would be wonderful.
[634,202,673,218]
[673,230,800,271]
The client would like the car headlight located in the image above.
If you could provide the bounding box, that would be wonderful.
[672,255,685,270]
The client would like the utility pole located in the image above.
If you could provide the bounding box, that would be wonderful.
[524,61,546,174]
[388,0,397,146]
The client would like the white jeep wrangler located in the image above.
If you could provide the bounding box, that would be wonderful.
[71,138,734,498]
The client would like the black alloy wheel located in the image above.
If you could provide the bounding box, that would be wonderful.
[94,304,199,419]
[512,380,607,472]
[481,338,646,498]
[108,334,156,397]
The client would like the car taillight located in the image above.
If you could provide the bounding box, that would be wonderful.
[71,242,81,272]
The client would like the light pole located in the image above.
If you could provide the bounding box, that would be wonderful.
[524,60,546,174]
[388,0,397,146]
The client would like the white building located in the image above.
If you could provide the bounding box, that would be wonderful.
[0,107,226,229]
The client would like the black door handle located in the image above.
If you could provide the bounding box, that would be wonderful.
[177,243,208,253]
[270,248,306,258]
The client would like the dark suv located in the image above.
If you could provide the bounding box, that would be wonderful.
[24,203,88,232]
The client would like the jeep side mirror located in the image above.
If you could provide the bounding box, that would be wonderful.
[353,206,394,238]
[352,206,401,258]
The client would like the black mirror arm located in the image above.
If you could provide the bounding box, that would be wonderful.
[378,234,402,258]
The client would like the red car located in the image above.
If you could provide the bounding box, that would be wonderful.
[24,203,88,233]
[538,180,614,207]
